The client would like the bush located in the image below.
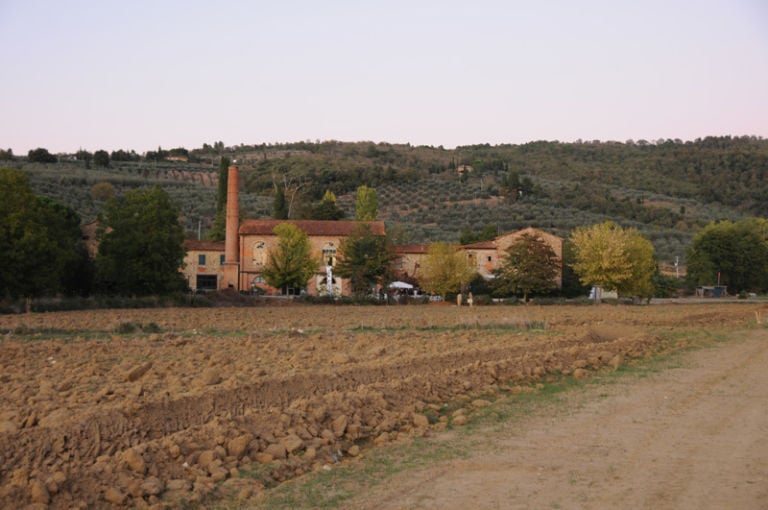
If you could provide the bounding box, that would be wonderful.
[116,322,137,334]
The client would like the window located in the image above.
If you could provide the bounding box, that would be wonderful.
[253,241,266,266]
[198,254,206,265]
[487,256,492,262]
[196,274,217,290]
[322,242,336,267]
[220,254,225,265]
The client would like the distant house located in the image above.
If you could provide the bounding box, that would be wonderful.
[392,244,430,283]
[237,219,386,296]
[392,226,564,290]
[165,155,189,163]
[463,227,564,287]
[182,240,225,291]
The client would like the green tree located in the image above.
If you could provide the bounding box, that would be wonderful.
[90,182,115,202]
[560,241,590,298]
[686,219,768,293]
[419,242,475,299]
[93,150,110,167]
[273,187,288,219]
[110,149,139,162]
[95,187,186,296]
[75,149,92,167]
[334,224,394,297]
[301,190,345,220]
[37,197,94,296]
[492,233,560,302]
[0,169,91,302]
[27,147,57,163]
[355,185,378,221]
[262,223,318,294]
[618,230,656,300]
[208,157,230,241]
[570,222,656,300]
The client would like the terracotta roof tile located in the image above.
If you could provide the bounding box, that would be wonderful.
[461,240,497,249]
[393,245,430,254]
[183,239,225,251]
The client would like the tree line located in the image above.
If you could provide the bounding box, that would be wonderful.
[0,169,186,306]
[2,163,766,306]
[256,217,768,302]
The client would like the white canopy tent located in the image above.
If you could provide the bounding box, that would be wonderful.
[388,281,413,289]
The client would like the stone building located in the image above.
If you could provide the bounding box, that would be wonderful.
[392,227,564,288]
[181,240,225,291]
[181,164,562,296]
[182,165,385,295]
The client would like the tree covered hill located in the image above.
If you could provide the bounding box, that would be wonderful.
[6,135,766,266]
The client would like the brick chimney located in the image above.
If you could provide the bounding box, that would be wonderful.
[222,164,240,289]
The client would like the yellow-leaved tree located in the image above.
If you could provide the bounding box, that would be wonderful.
[570,222,655,301]
[419,242,475,299]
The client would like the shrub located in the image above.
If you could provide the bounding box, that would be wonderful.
[116,322,137,334]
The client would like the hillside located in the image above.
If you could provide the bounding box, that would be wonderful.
[6,135,767,266]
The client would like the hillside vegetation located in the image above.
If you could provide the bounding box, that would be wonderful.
[6,135,767,265]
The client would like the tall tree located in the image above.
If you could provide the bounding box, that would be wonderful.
[262,223,318,294]
[686,219,768,293]
[570,222,656,300]
[618,230,656,299]
[355,185,378,221]
[93,150,110,167]
[0,169,91,304]
[95,187,186,295]
[273,187,288,219]
[208,157,230,241]
[419,242,475,299]
[492,233,560,302]
[335,224,394,297]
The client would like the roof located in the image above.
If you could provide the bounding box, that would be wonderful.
[393,244,430,254]
[461,240,497,250]
[183,239,225,251]
[239,219,386,237]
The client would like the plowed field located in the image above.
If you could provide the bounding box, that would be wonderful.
[0,303,763,508]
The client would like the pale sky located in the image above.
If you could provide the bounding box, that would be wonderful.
[1,0,766,154]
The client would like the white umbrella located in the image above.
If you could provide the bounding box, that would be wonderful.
[388,281,413,289]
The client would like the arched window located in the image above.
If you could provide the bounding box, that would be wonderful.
[322,242,336,267]
[253,241,266,266]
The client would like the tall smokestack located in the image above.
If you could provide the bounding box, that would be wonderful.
[222,164,240,288]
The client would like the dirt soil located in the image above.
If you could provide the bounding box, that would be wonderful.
[0,303,765,508]
[341,326,768,510]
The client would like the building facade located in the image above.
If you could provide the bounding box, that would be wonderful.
[237,219,385,296]
[393,226,564,289]
[181,165,386,296]
[181,165,563,296]
[181,240,225,291]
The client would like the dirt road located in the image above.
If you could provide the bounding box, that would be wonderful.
[343,329,768,510]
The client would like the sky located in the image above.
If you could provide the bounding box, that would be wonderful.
[1,0,766,154]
